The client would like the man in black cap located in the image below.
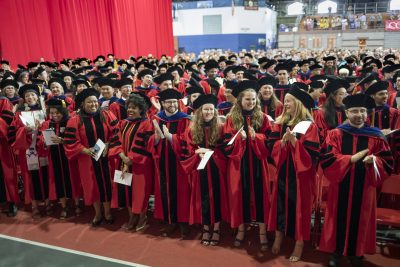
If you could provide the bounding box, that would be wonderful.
[135,69,156,95]
[323,56,337,75]
[320,94,394,267]
[296,60,310,82]
[150,89,191,238]
[109,78,133,120]
[274,63,292,103]
[204,60,220,79]
[97,78,118,108]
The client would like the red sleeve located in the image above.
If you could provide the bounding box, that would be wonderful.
[365,137,394,187]
[63,116,86,159]
[170,118,191,157]
[222,116,246,160]
[104,110,123,157]
[320,129,352,183]
[10,113,32,150]
[249,114,271,159]
[292,122,320,174]
[180,127,200,175]
[127,120,154,164]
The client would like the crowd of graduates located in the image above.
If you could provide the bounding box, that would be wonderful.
[0,50,399,266]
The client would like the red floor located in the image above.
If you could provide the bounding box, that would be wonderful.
[0,206,399,267]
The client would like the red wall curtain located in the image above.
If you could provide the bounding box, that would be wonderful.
[0,0,173,67]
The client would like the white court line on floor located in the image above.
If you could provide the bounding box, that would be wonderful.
[0,234,149,267]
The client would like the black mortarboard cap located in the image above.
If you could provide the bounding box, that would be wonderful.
[97,78,115,87]
[287,85,314,109]
[153,73,174,84]
[192,94,218,110]
[258,76,276,87]
[186,86,205,95]
[324,79,350,96]
[365,80,389,95]
[0,79,19,89]
[75,88,100,108]
[18,84,40,98]
[343,94,375,109]
[158,89,182,101]
[232,80,259,98]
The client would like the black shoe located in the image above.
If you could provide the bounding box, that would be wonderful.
[91,217,103,227]
[179,223,190,239]
[7,203,17,217]
[348,256,364,267]
[104,217,114,225]
[328,253,341,267]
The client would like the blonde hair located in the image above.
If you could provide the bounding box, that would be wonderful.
[190,107,221,146]
[227,89,264,130]
[275,95,313,126]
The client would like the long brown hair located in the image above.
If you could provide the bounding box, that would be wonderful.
[190,107,221,146]
[227,89,264,130]
[275,95,313,126]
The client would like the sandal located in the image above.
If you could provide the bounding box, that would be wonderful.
[233,230,245,247]
[91,217,103,227]
[45,203,54,215]
[7,203,17,217]
[289,242,304,262]
[59,208,68,220]
[32,207,41,219]
[209,229,220,246]
[259,232,268,252]
[135,215,147,231]
[122,215,139,231]
[200,227,211,246]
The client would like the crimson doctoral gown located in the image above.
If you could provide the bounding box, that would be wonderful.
[181,126,229,225]
[267,121,320,241]
[319,125,393,256]
[63,109,122,205]
[222,113,272,228]
[0,98,19,203]
[148,111,191,224]
[111,118,154,213]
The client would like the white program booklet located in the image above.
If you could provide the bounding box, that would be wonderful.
[227,126,244,145]
[292,120,312,135]
[197,150,215,170]
[92,139,106,161]
[42,129,58,146]
[267,115,274,122]
[113,170,132,186]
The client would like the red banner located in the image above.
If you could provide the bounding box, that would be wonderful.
[385,20,400,31]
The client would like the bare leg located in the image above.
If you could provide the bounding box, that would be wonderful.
[289,240,304,262]
[233,224,245,247]
[74,198,82,215]
[210,222,220,246]
[32,200,40,218]
[259,223,268,251]
[59,197,68,219]
[271,230,283,254]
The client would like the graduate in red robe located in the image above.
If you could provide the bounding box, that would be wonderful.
[314,79,349,140]
[46,78,75,113]
[273,63,292,104]
[267,86,320,262]
[111,93,154,231]
[258,76,283,120]
[8,84,50,218]
[148,89,191,237]
[182,86,204,115]
[0,96,19,216]
[319,94,394,267]
[181,94,229,246]
[217,81,236,116]
[63,88,123,226]
[109,78,133,121]
[37,98,82,219]
[222,80,272,251]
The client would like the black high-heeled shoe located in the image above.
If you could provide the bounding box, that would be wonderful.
[259,232,268,251]
[200,227,211,246]
[233,230,245,247]
[209,229,220,246]
[91,217,103,227]
[104,217,114,225]
[7,203,17,217]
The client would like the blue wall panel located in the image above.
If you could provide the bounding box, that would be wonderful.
[177,34,266,54]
